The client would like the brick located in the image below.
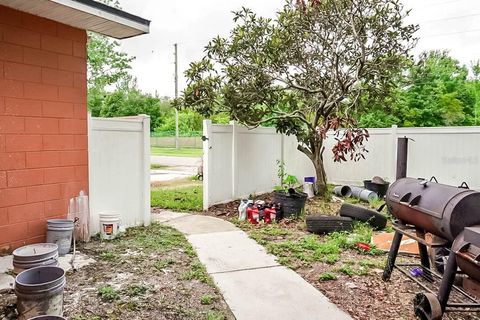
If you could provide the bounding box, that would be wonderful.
[24,47,58,68]
[25,117,59,134]
[0,171,6,188]
[41,35,72,55]
[27,184,61,202]
[0,208,7,226]
[58,54,85,73]
[42,68,74,87]
[42,101,74,118]
[0,222,29,245]
[0,187,26,207]
[4,62,42,82]
[74,135,87,149]
[0,98,4,114]
[0,5,23,27]
[0,62,3,79]
[28,219,47,237]
[57,24,86,42]
[7,168,44,187]
[0,42,23,63]
[74,165,88,181]
[0,79,23,98]
[73,72,87,89]
[8,202,44,223]
[4,98,42,117]
[0,135,4,152]
[59,119,87,134]
[21,14,57,36]
[44,166,76,183]
[44,199,68,217]
[58,86,86,103]
[24,83,57,101]
[0,152,24,170]
[0,116,24,133]
[26,151,60,168]
[43,135,75,150]
[3,25,41,48]
[60,150,88,166]
[6,135,42,152]
[73,104,87,119]
[73,41,86,58]
[61,181,87,199]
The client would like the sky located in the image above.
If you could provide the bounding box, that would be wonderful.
[117,0,480,97]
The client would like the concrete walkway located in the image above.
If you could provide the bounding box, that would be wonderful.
[153,211,352,320]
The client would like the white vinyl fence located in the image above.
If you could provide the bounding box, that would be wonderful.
[88,115,151,234]
[203,121,480,209]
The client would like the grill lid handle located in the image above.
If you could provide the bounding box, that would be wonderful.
[458,181,470,189]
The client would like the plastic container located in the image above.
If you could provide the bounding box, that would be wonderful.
[99,211,121,240]
[363,180,390,198]
[13,244,59,275]
[350,186,379,202]
[15,266,66,320]
[273,191,307,218]
[238,199,249,221]
[46,219,74,256]
[303,182,315,198]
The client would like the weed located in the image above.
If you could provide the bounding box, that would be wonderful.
[206,311,226,320]
[368,198,385,210]
[338,265,355,276]
[151,186,203,211]
[180,260,213,286]
[98,285,120,302]
[323,254,339,265]
[4,269,14,276]
[125,284,149,297]
[318,272,337,281]
[154,258,175,270]
[99,251,117,261]
[200,294,214,305]
[150,164,170,170]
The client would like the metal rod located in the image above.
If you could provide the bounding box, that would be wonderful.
[395,265,437,295]
[396,137,408,180]
[438,250,459,312]
[383,231,403,281]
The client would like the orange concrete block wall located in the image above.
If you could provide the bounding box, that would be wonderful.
[0,5,89,252]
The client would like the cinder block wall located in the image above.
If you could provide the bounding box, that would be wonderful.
[0,5,88,251]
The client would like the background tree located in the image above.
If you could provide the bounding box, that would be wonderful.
[179,0,417,194]
[359,51,479,128]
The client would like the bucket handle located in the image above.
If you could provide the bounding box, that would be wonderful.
[458,181,469,189]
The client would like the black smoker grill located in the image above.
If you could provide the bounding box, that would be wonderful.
[383,177,480,319]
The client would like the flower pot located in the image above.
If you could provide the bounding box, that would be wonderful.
[363,180,390,198]
[273,190,308,219]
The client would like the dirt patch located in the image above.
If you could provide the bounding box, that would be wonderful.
[1,224,233,320]
[205,195,480,320]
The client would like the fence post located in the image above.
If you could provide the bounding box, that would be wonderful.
[230,120,237,200]
[141,114,151,226]
[203,120,212,211]
[390,125,398,182]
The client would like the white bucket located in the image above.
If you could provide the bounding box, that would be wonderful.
[99,211,121,240]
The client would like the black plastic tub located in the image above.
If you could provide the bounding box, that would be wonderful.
[273,190,308,218]
[363,180,390,198]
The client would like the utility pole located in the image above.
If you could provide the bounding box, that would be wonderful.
[174,43,179,149]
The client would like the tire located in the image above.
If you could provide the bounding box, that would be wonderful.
[339,203,387,230]
[306,215,353,234]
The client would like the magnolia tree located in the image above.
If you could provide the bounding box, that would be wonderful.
[179,0,417,195]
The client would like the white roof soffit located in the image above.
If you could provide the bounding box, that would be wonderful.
[0,0,150,39]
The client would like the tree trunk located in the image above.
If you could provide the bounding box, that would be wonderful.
[297,141,328,196]
[312,154,327,196]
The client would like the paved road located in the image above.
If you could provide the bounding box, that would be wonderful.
[151,155,201,167]
[153,211,352,320]
[150,156,201,182]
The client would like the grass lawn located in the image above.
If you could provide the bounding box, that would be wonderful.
[151,147,203,157]
[151,185,203,212]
